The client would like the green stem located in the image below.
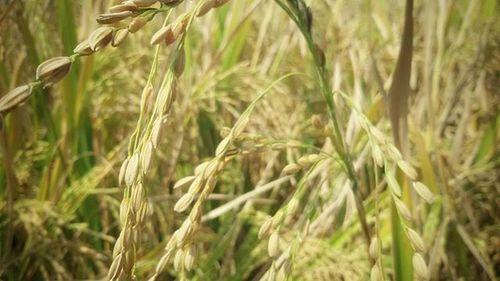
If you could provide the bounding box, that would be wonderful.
[274,0,371,249]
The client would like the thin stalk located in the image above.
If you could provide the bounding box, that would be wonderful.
[274,0,371,249]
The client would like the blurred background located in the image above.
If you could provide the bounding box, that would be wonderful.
[0,0,498,280]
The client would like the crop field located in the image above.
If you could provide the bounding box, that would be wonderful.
[0,0,498,280]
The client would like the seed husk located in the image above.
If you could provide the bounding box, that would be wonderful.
[164,24,178,45]
[213,0,231,8]
[171,16,187,39]
[132,0,158,7]
[407,228,425,253]
[151,118,163,148]
[89,27,114,51]
[155,251,172,275]
[112,29,129,47]
[107,253,123,281]
[307,153,320,163]
[135,202,147,224]
[173,249,184,272]
[187,176,204,194]
[123,249,135,274]
[297,155,311,167]
[196,0,215,17]
[141,141,154,173]
[369,238,379,260]
[112,234,123,258]
[215,137,231,157]
[109,2,138,13]
[160,0,183,6]
[96,11,133,24]
[413,253,429,280]
[119,199,129,226]
[282,163,301,175]
[125,153,140,186]
[150,25,173,45]
[194,161,210,176]
[397,159,417,180]
[174,193,195,212]
[233,115,250,138]
[371,127,386,144]
[386,166,401,197]
[413,181,435,204]
[395,199,413,222]
[183,245,196,271]
[73,40,94,56]
[189,202,203,222]
[36,56,72,85]
[370,265,381,281]
[173,48,185,77]
[176,220,193,244]
[118,157,130,186]
[0,85,32,114]
[131,183,145,212]
[204,177,217,194]
[174,175,196,190]
[128,17,148,33]
[287,198,300,214]
[268,231,280,257]
[371,144,384,167]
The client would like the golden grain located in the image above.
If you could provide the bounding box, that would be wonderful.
[96,11,133,24]
[125,153,140,186]
[282,163,301,175]
[268,231,280,257]
[132,0,158,7]
[369,238,379,260]
[196,0,215,17]
[407,228,425,253]
[150,25,173,45]
[36,57,72,85]
[112,29,129,47]
[109,2,138,13]
[413,181,435,204]
[73,40,94,56]
[141,141,154,173]
[129,17,148,33]
[174,175,196,190]
[0,85,32,114]
[88,27,114,51]
[413,253,429,280]
[174,193,195,212]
